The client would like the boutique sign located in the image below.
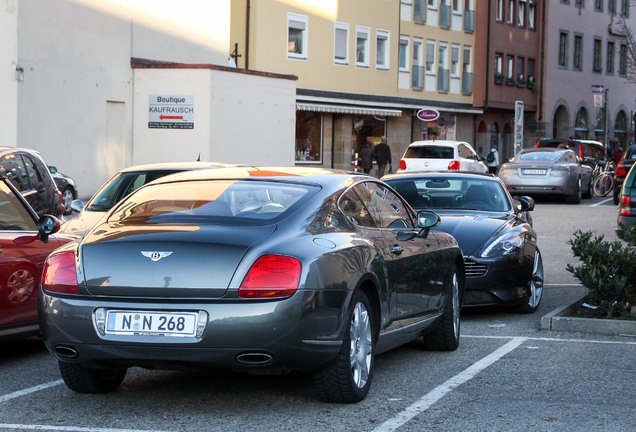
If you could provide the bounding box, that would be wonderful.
[416,109,440,122]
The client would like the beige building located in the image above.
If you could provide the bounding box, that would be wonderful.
[231,0,480,174]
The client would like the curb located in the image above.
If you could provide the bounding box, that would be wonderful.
[541,296,636,336]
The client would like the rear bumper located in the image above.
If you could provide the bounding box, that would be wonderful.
[39,289,350,373]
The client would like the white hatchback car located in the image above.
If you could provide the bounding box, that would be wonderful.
[397,140,488,173]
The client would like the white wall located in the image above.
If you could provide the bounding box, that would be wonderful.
[1,0,18,147]
[132,68,296,167]
[14,0,235,196]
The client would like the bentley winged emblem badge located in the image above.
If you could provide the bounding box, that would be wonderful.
[141,251,173,262]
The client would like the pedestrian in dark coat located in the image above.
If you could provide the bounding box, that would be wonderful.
[359,141,375,174]
[375,137,392,177]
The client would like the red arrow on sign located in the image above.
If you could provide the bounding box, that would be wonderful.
[160,115,184,120]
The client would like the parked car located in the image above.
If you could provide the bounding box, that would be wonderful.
[613,145,636,205]
[0,147,64,217]
[49,166,78,215]
[383,171,542,313]
[39,167,464,403]
[0,176,72,341]
[616,162,636,240]
[59,161,242,237]
[535,138,606,170]
[397,140,488,173]
[498,147,593,204]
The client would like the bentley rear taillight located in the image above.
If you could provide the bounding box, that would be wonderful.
[42,251,79,294]
[239,255,301,298]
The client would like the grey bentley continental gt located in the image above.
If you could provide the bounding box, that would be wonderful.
[39,166,464,403]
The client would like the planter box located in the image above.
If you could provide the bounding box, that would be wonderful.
[541,297,636,336]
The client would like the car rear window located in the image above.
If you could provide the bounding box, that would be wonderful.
[518,151,562,162]
[403,146,454,159]
[108,179,318,224]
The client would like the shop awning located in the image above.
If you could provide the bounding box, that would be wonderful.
[296,102,402,117]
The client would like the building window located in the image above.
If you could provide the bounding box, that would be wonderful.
[621,0,629,16]
[559,31,568,67]
[438,43,449,92]
[334,22,349,64]
[376,30,390,69]
[507,54,514,79]
[356,26,370,67]
[399,36,409,71]
[453,0,460,13]
[594,0,603,12]
[462,46,473,94]
[527,58,535,84]
[528,0,536,30]
[516,56,525,81]
[413,38,424,89]
[295,111,323,164]
[518,0,526,27]
[574,34,583,70]
[414,0,426,23]
[609,0,616,14]
[451,44,460,77]
[593,38,603,72]
[496,0,503,21]
[507,0,514,24]
[495,52,504,75]
[426,40,436,73]
[619,43,627,75]
[607,40,615,74]
[287,13,308,59]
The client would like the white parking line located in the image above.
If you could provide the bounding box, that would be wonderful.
[0,380,63,404]
[372,336,528,432]
[0,425,166,432]
[591,197,614,206]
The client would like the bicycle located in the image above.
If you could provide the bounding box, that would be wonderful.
[592,160,615,197]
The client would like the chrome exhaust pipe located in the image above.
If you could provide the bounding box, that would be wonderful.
[236,352,273,366]
[54,345,79,360]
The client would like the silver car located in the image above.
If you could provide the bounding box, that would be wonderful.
[498,148,593,204]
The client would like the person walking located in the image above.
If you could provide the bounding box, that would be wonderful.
[375,137,392,177]
[359,140,375,174]
[486,145,500,174]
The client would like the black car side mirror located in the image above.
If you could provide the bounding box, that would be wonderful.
[37,214,61,243]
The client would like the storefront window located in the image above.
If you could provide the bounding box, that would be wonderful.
[295,111,323,163]
[352,115,386,155]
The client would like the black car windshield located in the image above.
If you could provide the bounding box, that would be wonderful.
[403,146,454,159]
[87,170,183,211]
[108,179,318,224]
[388,177,511,212]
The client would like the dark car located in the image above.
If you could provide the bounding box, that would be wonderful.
[498,147,593,204]
[616,162,636,239]
[613,145,636,205]
[60,161,242,237]
[535,138,606,170]
[0,147,64,218]
[49,166,78,215]
[383,171,542,313]
[39,167,464,403]
[0,176,73,341]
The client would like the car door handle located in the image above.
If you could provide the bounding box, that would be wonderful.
[391,245,404,256]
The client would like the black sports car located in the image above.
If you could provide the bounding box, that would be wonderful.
[39,167,464,403]
[383,171,543,313]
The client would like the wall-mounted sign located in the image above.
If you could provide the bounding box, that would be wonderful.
[416,109,440,122]
[148,95,194,129]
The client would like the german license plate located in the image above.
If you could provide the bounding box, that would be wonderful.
[105,310,198,337]
[522,169,546,175]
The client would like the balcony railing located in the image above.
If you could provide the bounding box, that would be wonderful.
[463,10,475,32]
[438,67,450,92]
[440,5,451,29]
[412,65,424,89]
[462,72,473,95]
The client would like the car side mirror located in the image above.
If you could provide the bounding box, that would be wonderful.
[70,199,85,213]
[516,196,535,212]
[416,210,441,238]
[48,165,58,174]
[37,214,61,243]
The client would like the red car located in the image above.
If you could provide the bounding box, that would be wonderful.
[0,175,73,341]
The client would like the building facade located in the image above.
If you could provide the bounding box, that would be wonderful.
[542,0,635,155]
[230,0,480,174]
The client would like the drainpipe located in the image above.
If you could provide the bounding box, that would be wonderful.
[245,0,251,70]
